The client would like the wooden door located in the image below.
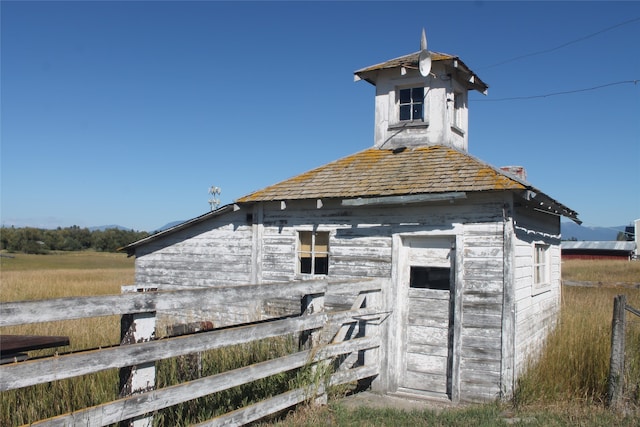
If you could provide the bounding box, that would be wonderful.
[399,236,454,399]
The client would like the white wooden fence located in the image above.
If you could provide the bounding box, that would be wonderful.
[0,278,387,426]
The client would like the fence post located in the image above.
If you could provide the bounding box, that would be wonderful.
[300,292,325,349]
[607,294,626,409]
[300,291,327,405]
[119,286,157,427]
[361,289,381,392]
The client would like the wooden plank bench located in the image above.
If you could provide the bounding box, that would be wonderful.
[0,335,70,364]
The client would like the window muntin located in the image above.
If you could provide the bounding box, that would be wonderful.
[298,231,329,275]
[533,244,549,286]
[399,87,424,121]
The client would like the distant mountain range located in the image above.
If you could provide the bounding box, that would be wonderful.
[561,222,629,241]
[89,222,185,233]
[88,225,133,232]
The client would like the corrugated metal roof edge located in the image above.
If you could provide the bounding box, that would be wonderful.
[561,241,636,251]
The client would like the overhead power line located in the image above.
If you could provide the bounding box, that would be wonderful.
[475,79,638,102]
[479,17,640,70]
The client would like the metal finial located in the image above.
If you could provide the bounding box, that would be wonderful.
[420,28,427,51]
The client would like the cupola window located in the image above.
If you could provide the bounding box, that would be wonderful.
[399,87,424,121]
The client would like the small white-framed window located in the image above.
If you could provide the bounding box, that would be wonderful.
[298,231,329,275]
[533,243,549,287]
[399,87,424,122]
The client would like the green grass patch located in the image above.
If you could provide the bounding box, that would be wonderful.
[0,251,134,271]
[266,401,640,426]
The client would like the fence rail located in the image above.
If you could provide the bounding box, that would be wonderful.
[0,278,386,426]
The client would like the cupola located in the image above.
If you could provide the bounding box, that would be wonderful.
[354,30,488,152]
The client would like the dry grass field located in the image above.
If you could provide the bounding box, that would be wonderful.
[0,252,133,425]
[1,253,639,426]
[1,252,132,351]
[561,258,640,285]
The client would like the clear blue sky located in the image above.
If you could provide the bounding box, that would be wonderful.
[2,1,639,232]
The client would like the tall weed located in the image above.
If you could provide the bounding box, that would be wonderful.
[515,284,640,406]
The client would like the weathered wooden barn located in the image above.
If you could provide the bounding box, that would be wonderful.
[123,36,580,403]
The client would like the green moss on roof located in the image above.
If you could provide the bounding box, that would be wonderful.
[236,145,525,203]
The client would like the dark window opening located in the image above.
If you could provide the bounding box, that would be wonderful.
[410,266,450,290]
[300,257,312,274]
[314,257,328,275]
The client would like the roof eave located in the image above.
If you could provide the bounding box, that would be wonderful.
[517,189,581,224]
[118,204,236,256]
[354,51,488,94]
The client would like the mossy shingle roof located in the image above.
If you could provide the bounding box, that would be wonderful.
[237,145,525,202]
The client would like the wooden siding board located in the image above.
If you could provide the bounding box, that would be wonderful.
[461,363,501,379]
[402,372,448,394]
[331,246,391,259]
[461,355,502,371]
[460,382,501,402]
[461,334,501,351]
[407,352,449,374]
[138,259,251,271]
[463,292,503,305]
[406,343,450,357]
[458,345,501,361]
[462,325,502,340]
[461,312,502,328]
[464,279,503,293]
[260,273,294,282]
[464,258,504,271]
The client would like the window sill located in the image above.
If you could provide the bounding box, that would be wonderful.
[296,274,329,279]
[389,121,429,131]
[532,284,552,296]
[451,125,465,136]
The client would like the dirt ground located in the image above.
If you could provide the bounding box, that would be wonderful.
[338,391,455,412]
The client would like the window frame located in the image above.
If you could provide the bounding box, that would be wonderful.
[395,86,426,123]
[452,91,463,128]
[297,230,330,276]
[532,243,550,293]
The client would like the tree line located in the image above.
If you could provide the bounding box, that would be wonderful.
[0,226,149,254]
